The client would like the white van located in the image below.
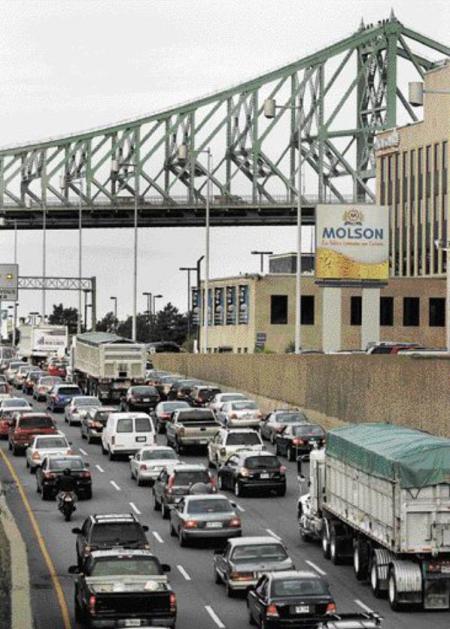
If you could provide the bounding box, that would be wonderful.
[101,412,155,460]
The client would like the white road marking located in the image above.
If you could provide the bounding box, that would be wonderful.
[95,465,104,473]
[305,559,327,576]
[129,502,142,515]
[176,564,191,581]
[152,531,164,543]
[79,448,88,456]
[205,605,225,629]
[235,503,245,512]
[110,481,121,491]
[355,598,373,613]
[265,528,282,541]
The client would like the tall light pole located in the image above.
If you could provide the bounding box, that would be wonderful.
[153,294,163,315]
[264,97,303,353]
[179,266,196,340]
[110,296,117,332]
[177,145,212,353]
[251,250,273,273]
[13,220,18,346]
[142,292,152,319]
[42,203,47,320]
[409,82,450,351]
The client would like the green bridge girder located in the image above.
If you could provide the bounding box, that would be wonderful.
[0,13,449,230]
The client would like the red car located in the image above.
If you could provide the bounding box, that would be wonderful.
[0,407,32,439]
[8,412,58,455]
[48,360,67,378]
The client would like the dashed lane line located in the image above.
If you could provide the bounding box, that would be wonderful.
[152,531,164,544]
[95,464,104,472]
[305,559,327,576]
[129,502,142,515]
[265,528,282,541]
[355,598,374,613]
[79,447,88,455]
[205,605,226,629]
[110,480,121,491]
[235,503,245,512]
[176,564,191,581]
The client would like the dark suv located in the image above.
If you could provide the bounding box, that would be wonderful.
[72,513,150,568]
[152,464,216,519]
[217,451,286,497]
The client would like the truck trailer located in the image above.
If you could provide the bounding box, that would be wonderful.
[298,423,450,611]
[71,332,146,402]
[18,324,68,363]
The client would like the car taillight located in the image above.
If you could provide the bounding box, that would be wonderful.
[279,465,287,474]
[80,471,91,478]
[230,571,253,581]
[88,595,96,615]
[210,475,217,488]
[326,602,337,614]
[229,517,241,527]
[292,438,305,446]
[44,472,55,479]
[230,413,238,419]
[140,464,147,471]
[266,603,279,618]
[32,452,41,460]
[169,592,177,612]
[178,427,185,436]
[183,520,198,529]
[84,545,92,555]
[256,411,262,418]
[161,413,171,419]
[239,467,250,477]
[66,449,75,455]
[166,475,175,493]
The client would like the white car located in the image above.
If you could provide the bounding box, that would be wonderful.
[209,392,248,413]
[0,397,31,410]
[208,428,264,467]
[129,445,180,486]
[217,400,262,428]
[26,433,73,473]
[102,412,155,460]
[64,396,102,426]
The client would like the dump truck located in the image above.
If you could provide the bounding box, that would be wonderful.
[297,423,450,611]
[18,324,68,364]
[71,332,146,402]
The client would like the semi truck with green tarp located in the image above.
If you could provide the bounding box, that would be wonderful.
[297,423,450,611]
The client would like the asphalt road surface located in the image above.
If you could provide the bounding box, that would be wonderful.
[1,390,449,629]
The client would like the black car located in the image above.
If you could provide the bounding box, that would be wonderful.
[121,385,160,412]
[72,513,150,568]
[152,400,191,433]
[247,570,336,628]
[189,385,222,407]
[80,406,118,443]
[167,379,201,401]
[275,424,326,461]
[36,455,92,500]
[217,451,286,497]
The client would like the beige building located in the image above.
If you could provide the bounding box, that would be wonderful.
[198,63,449,353]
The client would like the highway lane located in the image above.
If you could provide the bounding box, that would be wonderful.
[1,390,449,629]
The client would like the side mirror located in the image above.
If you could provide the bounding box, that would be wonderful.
[161,563,171,573]
[68,441,73,445]
[128,455,134,460]
[85,462,90,468]
[71,527,82,535]
[142,525,149,532]
[68,565,80,574]
[230,502,237,508]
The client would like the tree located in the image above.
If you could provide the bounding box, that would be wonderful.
[117,314,153,343]
[152,303,188,345]
[48,303,79,335]
[96,311,119,334]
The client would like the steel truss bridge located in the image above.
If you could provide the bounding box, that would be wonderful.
[0,14,449,230]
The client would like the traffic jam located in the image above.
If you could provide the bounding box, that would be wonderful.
[1,332,449,629]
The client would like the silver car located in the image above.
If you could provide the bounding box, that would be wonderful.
[26,433,73,473]
[169,494,242,546]
[129,445,181,486]
[260,409,309,444]
[210,392,247,413]
[213,536,294,595]
[64,396,101,426]
[217,400,262,429]
[33,376,62,401]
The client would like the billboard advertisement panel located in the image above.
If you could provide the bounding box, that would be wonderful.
[207,289,213,325]
[238,285,249,324]
[226,286,236,325]
[191,288,200,325]
[315,205,389,280]
[0,264,18,300]
[33,326,68,353]
[214,288,224,326]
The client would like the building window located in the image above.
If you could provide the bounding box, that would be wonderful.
[410,149,415,211]
[426,145,431,202]
[387,155,393,205]
[350,296,362,326]
[301,296,315,325]
[403,297,420,326]
[270,295,288,324]
[418,147,423,203]
[380,157,386,204]
[380,297,394,326]
[402,151,408,210]
[429,298,445,327]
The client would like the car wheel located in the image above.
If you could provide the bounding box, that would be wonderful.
[30,465,36,475]
[170,521,176,537]
[101,442,107,455]
[276,486,286,497]
[137,476,143,487]
[217,475,224,490]
[287,446,295,462]
[247,604,256,625]
[153,494,161,511]
[84,488,92,500]
[178,527,186,547]
[86,434,92,445]
[36,480,41,493]
[162,502,169,520]
[369,557,383,599]
[108,448,116,461]
[225,580,235,598]
[81,430,86,440]
[41,487,49,501]
[234,481,242,497]
[12,445,20,457]
[214,567,222,584]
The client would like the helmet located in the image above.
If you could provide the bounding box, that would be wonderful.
[189,482,213,495]
[63,468,72,476]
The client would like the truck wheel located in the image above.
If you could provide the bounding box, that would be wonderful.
[353,538,369,581]
[330,528,343,565]
[388,569,401,611]
[369,558,383,598]
[321,526,331,559]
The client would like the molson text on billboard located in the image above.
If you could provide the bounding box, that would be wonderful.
[315,205,389,280]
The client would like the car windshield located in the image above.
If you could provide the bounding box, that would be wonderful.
[231,401,257,410]
[177,410,215,422]
[9,362,24,370]
[276,412,308,423]
[57,387,81,395]
[187,499,232,514]
[94,410,115,423]
[131,387,157,395]
[245,456,280,469]
[35,437,67,449]
[291,425,325,437]
[76,397,100,406]
[142,449,177,461]
[91,523,145,544]
[49,458,84,470]
[160,402,189,411]
[232,543,288,562]
[19,416,54,429]
[222,394,245,402]
[226,433,261,446]
[272,578,328,597]
[3,399,29,408]
[41,377,61,385]
[91,557,161,577]
[173,471,209,485]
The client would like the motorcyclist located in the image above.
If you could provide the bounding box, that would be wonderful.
[55,468,77,509]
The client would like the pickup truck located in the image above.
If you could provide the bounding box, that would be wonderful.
[8,412,58,455]
[165,408,220,453]
[69,549,176,628]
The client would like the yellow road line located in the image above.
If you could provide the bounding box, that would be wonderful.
[0,449,72,629]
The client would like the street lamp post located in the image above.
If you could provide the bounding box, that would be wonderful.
[264,97,303,354]
[250,250,273,273]
[142,292,152,319]
[179,266,197,340]
[110,296,117,332]
[409,82,450,352]
[13,220,18,346]
[153,294,163,315]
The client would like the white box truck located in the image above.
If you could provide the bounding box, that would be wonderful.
[18,324,68,363]
[72,332,146,402]
[297,423,450,611]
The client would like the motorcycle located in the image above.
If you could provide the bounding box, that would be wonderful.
[57,491,76,521]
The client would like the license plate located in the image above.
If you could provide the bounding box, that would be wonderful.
[295,605,309,614]
[124,621,141,627]
[206,522,223,528]
[260,473,269,479]
[136,436,146,442]
[143,398,150,402]
[441,566,450,574]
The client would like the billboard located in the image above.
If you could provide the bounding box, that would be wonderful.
[226,286,236,325]
[0,264,18,300]
[238,285,249,324]
[315,205,389,280]
[191,288,200,325]
[207,289,213,325]
[33,326,68,353]
[214,288,224,325]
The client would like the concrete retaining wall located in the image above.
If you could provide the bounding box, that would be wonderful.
[152,354,450,437]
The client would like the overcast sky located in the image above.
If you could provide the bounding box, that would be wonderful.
[0,0,448,321]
